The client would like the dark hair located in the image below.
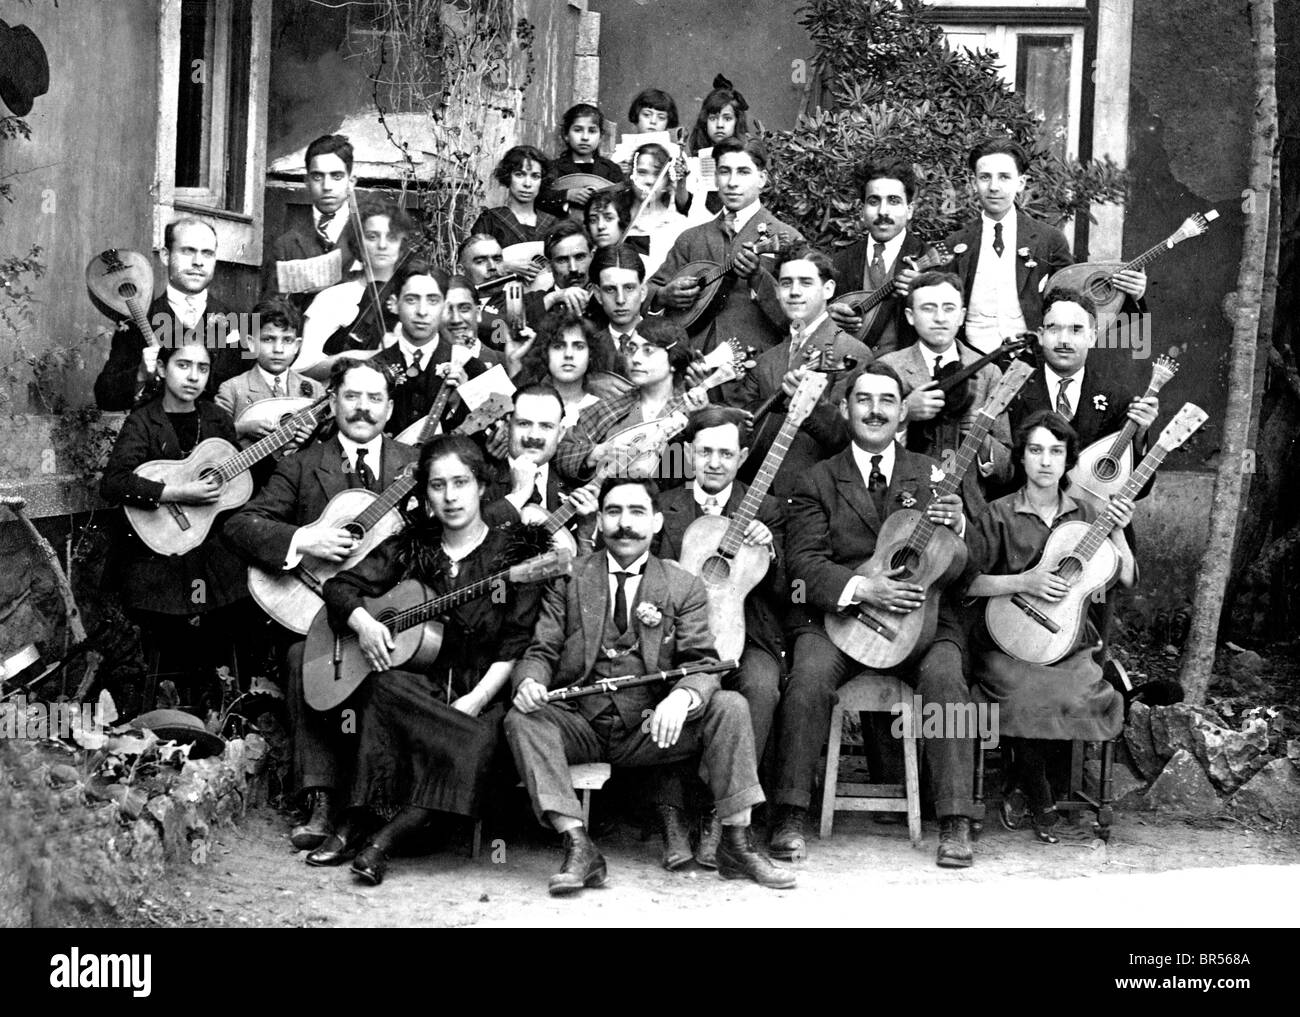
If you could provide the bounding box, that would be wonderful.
[157,339,211,367]
[635,317,693,380]
[712,135,768,172]
[251,297,301,335]
[457,233,502,264]
[494,145,550,188]
[688,76,749,154]
[967,136,1031,175]
[906,270,965,308]
[853,157,917,203]
[305,134,354,175]
[543,218,591,259]
[163,217,217,252]
[444,273,479,302]
[560,103,605,150]
[585,187,634,232]
[415,435,490,518]
[338,196,416,272]
[590,243,646,284]
[682,405,751,449]
[1042,287,1098,324]
[598,475,660,511]
[518,306,610,386]
[512,381,566,421]
[390,258,448,298]
[329,355,394,397]
[776,243,835,284]
[628,88,679,128]
[843,360,908,401]
[1012,409,1079,486]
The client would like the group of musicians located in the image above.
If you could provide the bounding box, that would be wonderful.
[94,129,1162,895]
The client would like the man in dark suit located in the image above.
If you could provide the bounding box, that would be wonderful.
[946,136,1146,355]
[522,220,595,328]
[772,362,980,868]
[261,134,354,310]
[506,477,795,895]
[829,158,928,356]
[588,244,650,394]
[741,245,872,497]
[94,217,245,411]
[647,136,802,359]
[224,357,418,854]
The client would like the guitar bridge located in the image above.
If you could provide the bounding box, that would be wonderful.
[1010,594,1062,633]
[294,565,326,597]
[849,607,897,641]
[166,504,192,530]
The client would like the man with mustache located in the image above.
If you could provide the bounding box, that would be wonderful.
[772,361,981,868]
[828,158,927,356]
[455,234,516,351]
[225,358,418,855]
[506,477,795,894]
[522,220,595,328]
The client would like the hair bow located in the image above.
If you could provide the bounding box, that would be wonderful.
[712,73,748,112]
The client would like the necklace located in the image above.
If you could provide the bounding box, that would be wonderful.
[441,521,489,579]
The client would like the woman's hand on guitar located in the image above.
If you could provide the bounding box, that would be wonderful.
[828,301,864,333]
[906,381,946,421]
[350,608,395,672]
[1103,494,1136,533]
[855,568,925,613]
[731,242,760,280]
[1126,395,1158,430]
[161,476,222,505]
[513,677,549,714]
[1112,269,1147,299]
[1019,571,1070,603]
[660,275,702,309]
[297,523,359,562]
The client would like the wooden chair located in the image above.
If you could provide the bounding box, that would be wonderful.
[818,672,922,847]
[487,762,613,859]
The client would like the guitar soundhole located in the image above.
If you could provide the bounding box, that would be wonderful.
[197,465,223,488]
[1055,556,1083,583]
[888,547,920,580]
[1092,455,1121,483]
[343,522,365,541]
[701,555,731,585]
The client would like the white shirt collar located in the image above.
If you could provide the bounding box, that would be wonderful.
[981,210,1017,244]
[337,432,383,472]
[721,200,762,235]
[866,231,908,273]
[606,550,650,576]
[851,439,897,488]
[1043,363,1084,409]
[608,317,642,341]
[395,330,438,367]
[792,311,829,345]
[693,482,733,512]
[257,365,289,393]
[166,284,207,316]
[918,341,961,373]
[313,205,346,243]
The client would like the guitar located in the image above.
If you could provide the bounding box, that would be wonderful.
[677,370,829,661]
[302,548,574,711]
[825,360,1035,668]
[664,223,795,334]
[124,395,333,557]
[86,249,158,344]
[1046,210,1219,322]
[393,344,476,446]
[986,403,1207,665]
[1067,355,1179,509]
[834,242,954,343]
[451,392,514,438]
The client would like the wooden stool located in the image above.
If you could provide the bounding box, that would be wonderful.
[485,762,615,859]
[819,672,922,847]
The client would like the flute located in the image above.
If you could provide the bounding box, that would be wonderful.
[544,659,738,702]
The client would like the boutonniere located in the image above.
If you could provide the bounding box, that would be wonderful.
[635,603,663,628]
[299,381,315,397]
[952,242,968,255]
[930,465,946,485]
[899,491,917,509]
[1093,394,1109,412]
[1018,246,1037,269]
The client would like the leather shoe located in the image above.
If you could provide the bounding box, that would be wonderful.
[351,843,388,885]
[695,809,721,870]
[937,815,974,868]
[768,805,807,861]
[717,825,796,889]
[305,825,363,867]
[548,827,607,896]
[657,805,693,871]
[290,789,333,850]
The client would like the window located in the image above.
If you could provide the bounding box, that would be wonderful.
[154,0,271,265]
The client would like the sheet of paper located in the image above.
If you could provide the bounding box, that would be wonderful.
[454,363,516,411]
[613,129,682,165]
[275,249,343,294]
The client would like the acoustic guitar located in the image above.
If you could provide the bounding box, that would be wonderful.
[677,369,829,661]
[664,223,795,334]
[1046,210,1218,323]
[302,548,574,711]
[834,242,953,343]
[393,345,476,446]
[86,249,158,344]
[825,360,1034,669]
[124,394,332,557]
[986,402,1207,665]
[1067,354,1179,510]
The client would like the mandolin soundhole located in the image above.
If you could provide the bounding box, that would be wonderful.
[1093,456,1121,482]
[1087,277,1116,303]
[701,555,731,585]
[1055,556,1083,583]
[889,547,921,579]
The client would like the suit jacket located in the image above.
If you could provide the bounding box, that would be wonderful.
[98,397,247,614]
[786,444,969,644]
[223,434,419,572]
[739,316,871,495]
[653,482,788,661]
[945,209,1073,334]
[646,206,803,357]
[831,230,927,355]
[215,367,324,436]
[371,341,488,438]
[261,204,334,309]
[511,552,722,730]
[94,294,247,412]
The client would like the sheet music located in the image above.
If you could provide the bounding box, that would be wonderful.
[455,363,516,411]
[613,129,682,165]
[275,249,344,294]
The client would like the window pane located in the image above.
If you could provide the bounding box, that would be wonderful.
[1016,35,1072,159]
[176,0,213,188]
[223,0,253,210]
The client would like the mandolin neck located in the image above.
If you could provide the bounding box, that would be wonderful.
[1072,444,1167,562]
[212,397,330,482]
[1120,233,1180,276]
[126,296,158,346]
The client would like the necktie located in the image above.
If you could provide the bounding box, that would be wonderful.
[722,210,737,239]
[354,448,377,492]
[317,209,336,246]
[868,454,887,517]
[703,495,721,516]
[1056,377,1074,420]
[272,375,284,397]
[934,355,944,380]
[869,242,888,290]
[407,348,424,380]
[613,571,632,635]
[788,320,807,369]
[183,296,201,331]
[526,475,544,507]
[992,221,1005,258]
[615,333,630,360]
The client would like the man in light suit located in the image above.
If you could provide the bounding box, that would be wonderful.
[506,477,795,895]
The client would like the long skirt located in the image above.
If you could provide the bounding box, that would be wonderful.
[974,641,1123,742]
[349,669,503,819]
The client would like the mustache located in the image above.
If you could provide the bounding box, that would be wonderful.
[519,438,548,450]
[346,411,377,424]
[608,527,644,541]
[862,415,890,426]
[874,216,894,225]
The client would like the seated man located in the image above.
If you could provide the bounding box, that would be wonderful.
[773,362,980,869]
[506,477,795,895]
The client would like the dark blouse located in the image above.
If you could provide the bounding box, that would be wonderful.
[967,487,1098,579]
[469,205,559,249]
[538,153,626,217]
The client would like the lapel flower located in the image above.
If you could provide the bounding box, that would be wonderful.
[1093,394,1108,412]
[899,491,917,509]
[952,242,968,255]
[930,465,946,484]
[635,602,663,628]
[1018,247,1038,269]
[299,381,315,397]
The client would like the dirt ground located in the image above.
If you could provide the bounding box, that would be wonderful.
[133,806,1300,928]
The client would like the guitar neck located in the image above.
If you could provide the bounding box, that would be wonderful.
[385,564,516,634]
[211,399,329,482]
[415,385,457,446]
[353,471,417,533]
[544,477,599,535]
[901,408,999,555]
[1072,444,1167,561]
[718,410,805,556]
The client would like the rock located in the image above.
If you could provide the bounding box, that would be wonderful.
[146,794,188,861]
[1228,649,1266,678]
[242,732,268,777]
[1203,716,1270,794]
[1288,739,1300,762]
[1230,759,1300,823]
[1086,757,1147,807]
[1149,703,1229,768]
[48,763,80,786]
[1123,702,1163,781]
[1143,749,1221,815]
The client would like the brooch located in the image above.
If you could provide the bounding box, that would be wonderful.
[299,381,315,397]
[1093,394,1109,412]
[635,603,663,628]
[952,242,968,255]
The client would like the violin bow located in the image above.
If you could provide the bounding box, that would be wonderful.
[347,189,387,334]
[619,158,674,247]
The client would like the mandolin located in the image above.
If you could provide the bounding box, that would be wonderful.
[235,396,330,459]
[86,249,158,344]
[678,370,829,660]
[302,547,574,711]
[834,242,953,343]
[1067,355,1179,510]
[664,223,795,334]
[826,360,1034,668]
[501,241,554,293]
[393,345,476,446]
[124,395,332,557]
[986,402,1207,665]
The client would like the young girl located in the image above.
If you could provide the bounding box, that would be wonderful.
[537,103,626,219]
[626,142,690,277]
[680,74,750,217]
[965,410,1134,843]
[516,306,619,430]
[299,197,415,380]
[470,145,558,280]
[584,188,634,253]
[628,87,680,135]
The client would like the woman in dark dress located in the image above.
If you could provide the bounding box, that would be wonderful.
[965,410,1134,843]
[309,435,547,884]
[470,145,558,282]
